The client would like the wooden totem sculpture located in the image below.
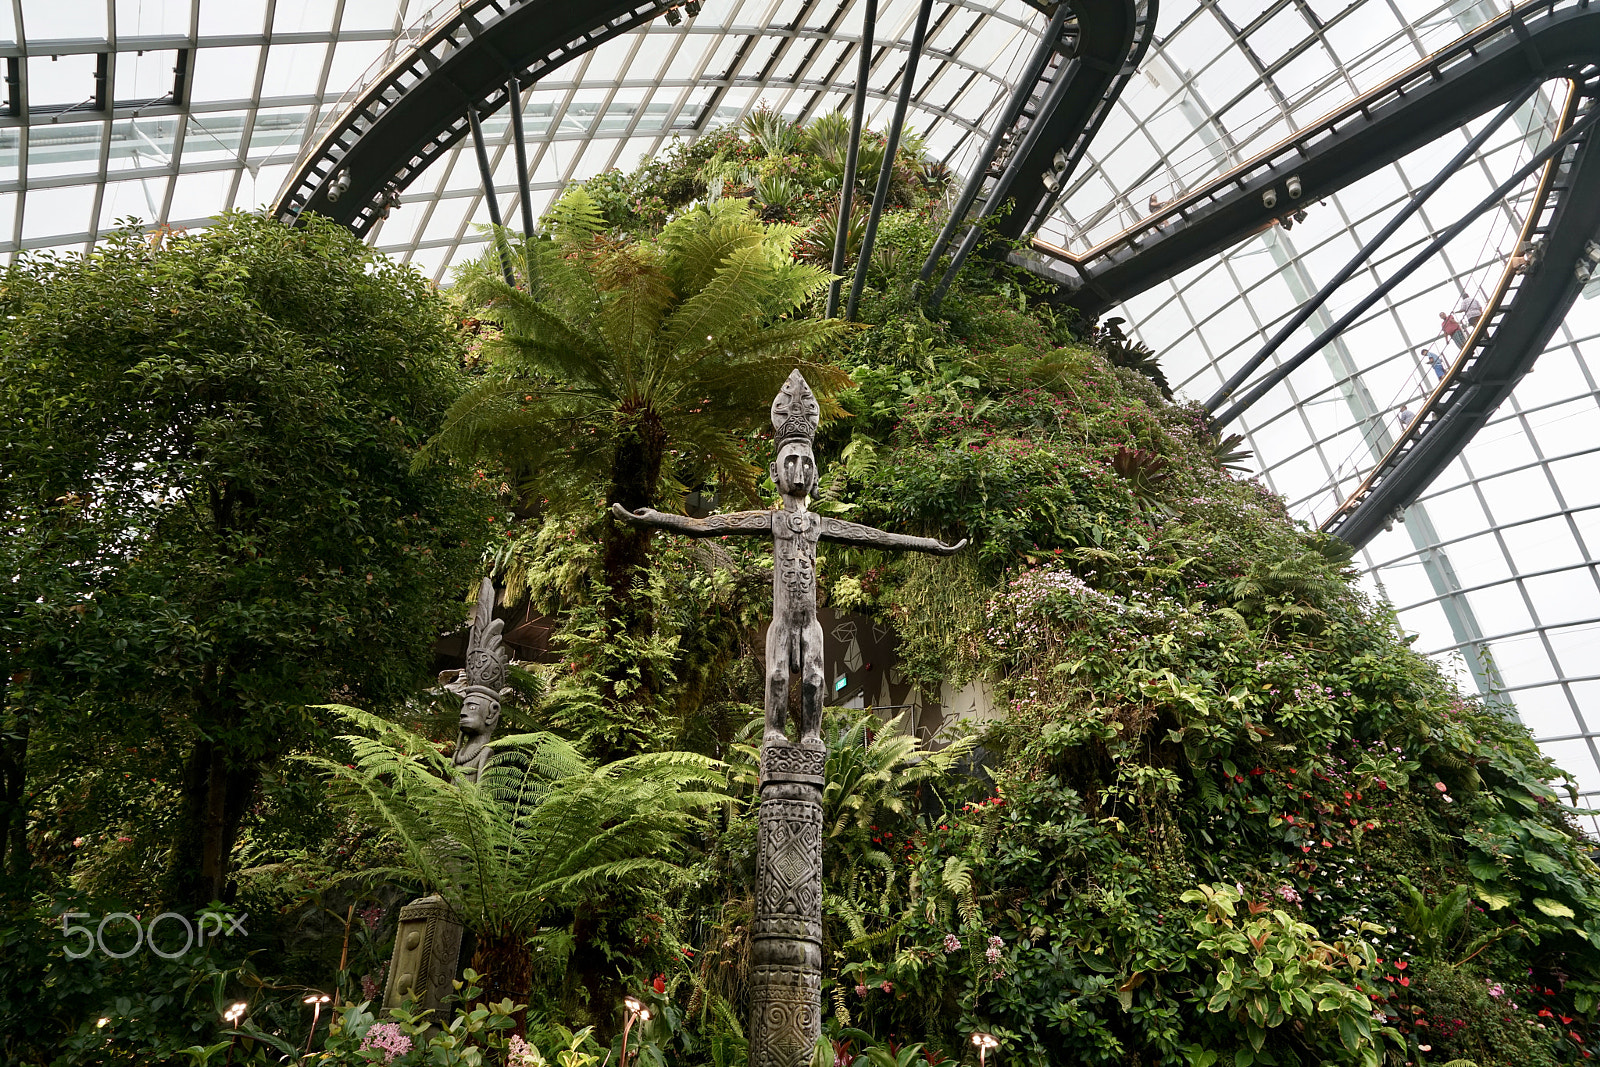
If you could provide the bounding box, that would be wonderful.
[612,370,965,1066]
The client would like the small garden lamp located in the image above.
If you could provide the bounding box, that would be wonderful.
[621,995,650,1067]
[222,1002,247,1065]
[971,1031,999,1067]
[302,993,332,1053]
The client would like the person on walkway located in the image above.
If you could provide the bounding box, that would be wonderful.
[1420,347,1446,380]
[1455,289,1484,330]
[1440,311,1464,350]
[1397,404,1414,431]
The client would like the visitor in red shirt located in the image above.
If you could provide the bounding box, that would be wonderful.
[1440,311,1464,350]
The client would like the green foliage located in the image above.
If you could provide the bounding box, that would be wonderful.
[434,193,849,514]
[744,108,802,158]
[1181,883,1392,1066]
[10,109,1600,1067]
[0,888,258,1064]
[305,704,725,998]
[0,211,487,905]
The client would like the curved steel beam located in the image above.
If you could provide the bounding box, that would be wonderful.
[273,0,1067,240]
[274,1,677,236]
[997,0,1155,240]
[927,0,1154,305]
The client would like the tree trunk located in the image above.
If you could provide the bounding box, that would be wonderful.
[0,701,31,888]
[165,732,260,909]
[470,927,534,1035]
[598,403,668,750]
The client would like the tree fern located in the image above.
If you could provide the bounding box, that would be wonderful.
[301,704,726,994]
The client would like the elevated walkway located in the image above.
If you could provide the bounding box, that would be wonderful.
[1016,0,1600,548]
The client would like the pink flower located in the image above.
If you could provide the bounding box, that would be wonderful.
[943,933,962,953]
[880,981,893,993]
[1488,983,1505,997]
[359,1022,412,1063]
[855,984,868,997]
[509,1035,541,1067]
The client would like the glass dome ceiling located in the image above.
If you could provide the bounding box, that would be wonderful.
[10,0,1600,807]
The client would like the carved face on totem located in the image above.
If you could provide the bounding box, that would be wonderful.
[770,441,817,503]
[457,690,501,740]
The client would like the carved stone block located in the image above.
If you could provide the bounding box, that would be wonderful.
[381,894,464,1021]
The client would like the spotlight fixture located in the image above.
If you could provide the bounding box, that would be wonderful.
[1286,174,1303,198]
[1577,240,1600,283]
[325,169,351,204]
[1261,187,1277,209]
[686,0,701,13]
[664,5,682,25]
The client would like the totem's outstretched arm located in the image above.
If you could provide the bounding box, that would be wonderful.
[610,504,772,538]
[820,516,967,555]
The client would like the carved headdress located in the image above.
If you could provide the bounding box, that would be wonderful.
[447,578,511,702]
[771,369,819,449]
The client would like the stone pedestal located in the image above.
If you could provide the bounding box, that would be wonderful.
[382,894,464,1022]
[750,739,825,1067]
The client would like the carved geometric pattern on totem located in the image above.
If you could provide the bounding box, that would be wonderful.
[749,963,821,1067]
[752,914,821,940]
[756,798,823,933]
[760,741,825,784]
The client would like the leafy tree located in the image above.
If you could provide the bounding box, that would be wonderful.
[0,213,488,906]
[430,193,848,703]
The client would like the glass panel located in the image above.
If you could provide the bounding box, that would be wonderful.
[118,2,188,39]
[188,47,263,103]
[115,49,180,103]
[22,0,106,41]
[27,53,101,112]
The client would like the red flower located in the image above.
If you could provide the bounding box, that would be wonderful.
[653,975,665,993]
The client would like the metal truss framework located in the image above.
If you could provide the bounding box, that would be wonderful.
[269,0,1160,291]
[12,1,1600,797]
[1022,0,1600,554]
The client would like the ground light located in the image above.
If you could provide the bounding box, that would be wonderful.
[223,1002,247,1065]
[302,993,332,1053]
[620,995,651,1067]
[971,1031,999,1067]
